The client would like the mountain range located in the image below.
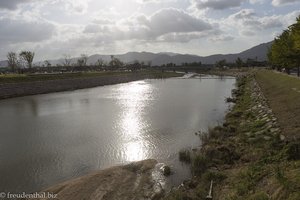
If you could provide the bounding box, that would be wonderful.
[0,41,272,67]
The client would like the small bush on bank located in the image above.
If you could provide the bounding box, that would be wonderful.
[199,126,226,145]
[192,154,208,176]
[199,131,210,145]
[275,165,287,186]
[285,141,300,160]
[179,149,191,163]
[247,191,269,200]
[202,170,227,183]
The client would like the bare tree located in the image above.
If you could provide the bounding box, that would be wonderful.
[7,52,18,72]
[77,54,88,67]
[147,61,152,67]
[44,60,51,67]
[109,55,123,69]
[235,57,244,68]
[95,58,105,67]
[19,51,35,69]
[62,54,72,66]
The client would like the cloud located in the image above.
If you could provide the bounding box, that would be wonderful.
[83,8,213,43]
[92,18,115,25]
[147,8,212,35]
[230,9,256,20]
[272,0,299,6]
[222,9,300,39]
[157,31,217,43]
[241,30,256,36]
[136,0,175,3]
[249,0,266,4]
[0,0,34,10]
[64,0,89,15]
[0,17,55,44]
[136,0,160,3]
[225,9,288,36]
[193,0,244,10]
[210,35,235,42]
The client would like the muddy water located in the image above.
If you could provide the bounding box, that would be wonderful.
[0,75,235,193]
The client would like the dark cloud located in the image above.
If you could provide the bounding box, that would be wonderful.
[157,32,211,43]
[0,0,33,10]
[194,0,244,10]
[272,0,298,6]
[0,18,55,44]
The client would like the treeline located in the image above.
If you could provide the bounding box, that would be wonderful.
[215,57,267,69]
[7,51,35,72]
[268,15,300,75]
[4,52,152,74]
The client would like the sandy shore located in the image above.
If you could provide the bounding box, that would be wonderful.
[31,159,167,200]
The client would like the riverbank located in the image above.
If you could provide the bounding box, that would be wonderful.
[19,69,299,199]
[164,69,300,199]
[32,159,166,200]
[255,70,300,138]
[0,71,180,100]
[198,68,250,77]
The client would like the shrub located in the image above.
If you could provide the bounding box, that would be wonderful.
[288,193,300,200]
[192,154,208,176]
[247,191,269,200]
[226,97,236,103]
[199,131,210,145]
[202,171,227,183]
[285,141,300,160]
[179,149,191,163]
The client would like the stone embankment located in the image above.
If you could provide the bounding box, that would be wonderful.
[245,77,283,141]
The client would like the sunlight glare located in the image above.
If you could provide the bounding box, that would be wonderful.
[117,81,153,162]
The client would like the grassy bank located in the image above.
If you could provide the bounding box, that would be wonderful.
[255,70,300,138]
[0,70,181,100]
[198,68,250,77]
[0,70,180,84]
[164,71,300,200]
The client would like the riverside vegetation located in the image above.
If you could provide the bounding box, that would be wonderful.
[0,70,179,84]
[164,69,300,200]
[0,70,180,99]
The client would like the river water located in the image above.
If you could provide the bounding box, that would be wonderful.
[0,75,235,194]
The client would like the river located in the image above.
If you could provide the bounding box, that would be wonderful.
[0,75,235,193]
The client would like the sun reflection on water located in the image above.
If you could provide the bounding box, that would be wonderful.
[117,81,153,162]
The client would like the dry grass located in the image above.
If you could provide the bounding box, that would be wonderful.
[255,70,300,139]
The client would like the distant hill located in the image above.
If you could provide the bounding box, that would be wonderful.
[1,41,272,67]
[0,60,8,68]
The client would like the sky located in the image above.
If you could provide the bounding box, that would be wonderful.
[0,0,299,61]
